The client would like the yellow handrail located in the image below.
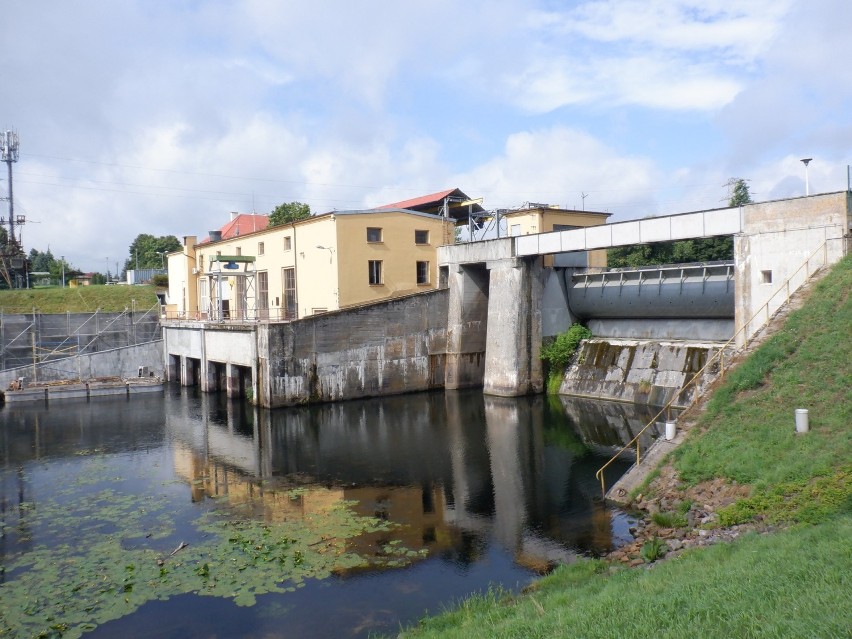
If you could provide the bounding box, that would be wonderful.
[594,239,838,496]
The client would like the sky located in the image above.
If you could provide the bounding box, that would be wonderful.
[2,0,851,273]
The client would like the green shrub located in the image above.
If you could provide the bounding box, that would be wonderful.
[641,537,668,562]
[541,323,592,394]
[542,324,591,370]
[652,511,688,528]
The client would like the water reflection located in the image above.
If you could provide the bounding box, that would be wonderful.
[1,389,672,638]
[164,390,670,570]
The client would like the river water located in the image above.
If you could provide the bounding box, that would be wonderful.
[0,387,669,638]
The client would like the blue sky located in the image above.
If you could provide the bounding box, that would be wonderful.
[2,0,850,272]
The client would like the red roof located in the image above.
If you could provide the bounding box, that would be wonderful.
[376,188,458,210]
[203,214,269,243]
[374,188,483,220]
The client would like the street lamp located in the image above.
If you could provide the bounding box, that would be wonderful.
[157,250,167,269]
[316,245,334,263]
[61,255,65,288]
[801,158,812,196]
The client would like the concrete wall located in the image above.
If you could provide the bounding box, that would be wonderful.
[735,191,850,344]
[0,310,161,370]
[257,290,449,407]
[445,264,489,389]
[0,340,164,389]
[559,338,733,408]
[483,258,545,396]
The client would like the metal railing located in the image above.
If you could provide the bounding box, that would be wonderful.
[594,238,842,496]
[0,303,162,374]
[160,307,298,323]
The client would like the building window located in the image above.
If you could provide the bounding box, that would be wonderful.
[283,267,296,319]
[368,260,383,285]
[416,261,430,285]
[236,247,242,256]
[312,308,328,315]
[553,224,579,232]
[415,229,429,244]
[761,270,773,284]
[257,271,269,317]
[199,278,209,314]
[258,242,265,256]
[198,255,204,273]
[284,236,292,251]
[510,224,521,237]
[367,227,383,243]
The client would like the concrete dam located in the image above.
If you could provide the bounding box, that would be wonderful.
[162,191,850,408]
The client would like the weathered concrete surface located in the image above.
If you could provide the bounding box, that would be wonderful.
[588,318,735,342]
[259,290,448,407]
[483,258,545,396]
[734,192,850,345]
[445,264,488,389]
[2,378,163,404]
[560,339,733,408]
[0,340,164,390]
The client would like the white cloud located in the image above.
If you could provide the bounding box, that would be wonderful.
[495,0,794,113]
[457,126,658,215]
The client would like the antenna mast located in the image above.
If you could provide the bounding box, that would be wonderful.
[1,130,20,245]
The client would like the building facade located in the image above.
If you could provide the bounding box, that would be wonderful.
[166,208,454,321]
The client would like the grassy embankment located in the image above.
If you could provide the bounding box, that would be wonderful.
[0,285,159,314]
[400,255,852,639]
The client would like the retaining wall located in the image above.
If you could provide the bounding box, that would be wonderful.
[559,338,732,408]
[0,340,164,390]
[0,310,161,370]
[259,290,449,407]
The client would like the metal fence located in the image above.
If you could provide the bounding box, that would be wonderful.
[0,303,161,371]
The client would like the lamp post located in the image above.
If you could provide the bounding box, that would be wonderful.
[801,158,812,196]
[316,245,334,263]
[157,251,167,269]
[61,255,65,288]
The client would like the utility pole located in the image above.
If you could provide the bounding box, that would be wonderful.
[1,130,19,245]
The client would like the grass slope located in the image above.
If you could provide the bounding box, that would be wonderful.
[0,285,159,314]
[405,516,852,639]
[400,255,852,638]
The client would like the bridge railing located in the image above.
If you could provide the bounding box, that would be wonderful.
[594,238,843,497]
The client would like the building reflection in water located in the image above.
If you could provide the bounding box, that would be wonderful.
[166,389,673,575]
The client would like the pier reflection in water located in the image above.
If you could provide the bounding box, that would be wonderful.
[0,388,672,638]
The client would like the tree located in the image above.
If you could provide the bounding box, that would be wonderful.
[268,202,311,227]
[124,234,181,272]
[729,178,753,207]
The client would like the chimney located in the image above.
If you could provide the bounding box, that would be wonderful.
[230,211,239,221]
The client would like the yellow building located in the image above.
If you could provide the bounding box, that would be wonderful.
[166,208,454,320]
[501,204,611,267]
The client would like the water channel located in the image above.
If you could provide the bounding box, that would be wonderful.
[0,387,672,638]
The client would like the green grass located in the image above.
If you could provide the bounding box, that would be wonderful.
[0,285,159,313]
[398,256,852,638]
[401,513,852,639]
[671,255,851,524]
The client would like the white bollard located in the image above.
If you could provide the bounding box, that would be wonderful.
[795,409,809,434]
[665,421,677,441]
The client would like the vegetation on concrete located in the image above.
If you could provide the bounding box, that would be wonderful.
[0,284,159,314]
[400,254,851,638]
[541,323,592,394]
[268,201,311,227]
